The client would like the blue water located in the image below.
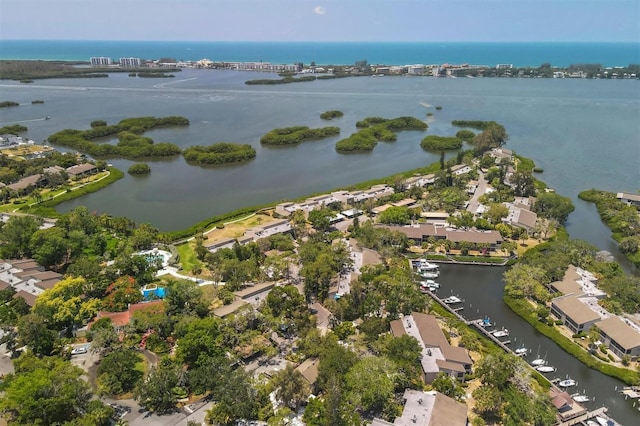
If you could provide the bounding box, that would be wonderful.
[1,40,639,67]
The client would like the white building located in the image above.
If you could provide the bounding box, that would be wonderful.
[119,57,141,68]
[90,57,112,66]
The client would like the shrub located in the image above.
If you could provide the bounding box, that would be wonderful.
[533,167,544,173]
[128,163,151,175]
[0,101,19,108]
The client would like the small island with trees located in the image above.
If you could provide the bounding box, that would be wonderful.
[320,110,344,120]
[183,143,257,165]
[128,163,151,175]
[47,116,188,159]
[260,126,340,146]
[336,116,427,152]
[420,135,463,151]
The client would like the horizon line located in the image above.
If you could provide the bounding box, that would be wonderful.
[2,39,639,44]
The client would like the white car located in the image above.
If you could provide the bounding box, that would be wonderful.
[71,346,88,355]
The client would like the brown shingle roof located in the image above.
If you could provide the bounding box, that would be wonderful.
[596,317,640,350]
[296,358,319,385]
[552,296,600,325]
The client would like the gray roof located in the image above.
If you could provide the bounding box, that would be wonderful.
[552,295,600,325]
[596,317,640,350]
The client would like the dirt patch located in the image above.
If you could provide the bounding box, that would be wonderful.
[203,212,274,242]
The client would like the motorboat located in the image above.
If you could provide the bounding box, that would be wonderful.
[418,270,439,279]
[492,328,509,338]
[535,365,556,373]
[417,260,439,270]
[531,358,547,366]
[571,393,590,403]
[443,295,462,304]
[478,317,493,328]
[515,346,529,356]
[558,376,577,388]
[420,280,440,290]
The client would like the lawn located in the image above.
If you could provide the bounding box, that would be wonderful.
[176,241,201,274]
[202,211,273,243]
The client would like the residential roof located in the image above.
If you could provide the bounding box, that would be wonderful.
[445,230,502,245]
[295,358,319,385]
[15,289,37,306]
[552,295,601,325]
[66,163,97,176]
[385,390,467,426]
[8,174,42,191]
[392,198,417,207]
[617,192,640,202]
[212,300,248,318]
[234,282,275,299]
[596,316,640,350]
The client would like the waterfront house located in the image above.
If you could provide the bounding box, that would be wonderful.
[390,312,472,383]
[450,164,472,176]
[7,174,43,194]
[391,198,417,208]
[205,236,253,253]
[616,192,640,208]
[371,389,468,426]
[404,173,437,189]
[595,316,640,358]
[66,163,98,179]
[550,295,601,334]
[503,202,538,232]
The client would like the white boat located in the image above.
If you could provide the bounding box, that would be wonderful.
[531,358,547,366]
[536,365,556,373]
[571,393,590,403]
[418,260,439,270]
[478,317,493,328]
[420,280,440,289]
[515,346,529,355]
[558,377,577,388]
[418,270,439,278]
[492,328,509,338]
[443,295,462,304]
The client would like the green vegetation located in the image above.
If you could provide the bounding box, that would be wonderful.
[533,167,544,173]
[451,120,495,130]
[0,124,27,134]
[0,60,180,80]
[455,129,476,140]
[24,167,124,217]
[420,135,463,151]
[183,143,256,165]
[245,75,316,85]
[0,101,19,108]
[260,126,340,146]
[136,72,174,78]
[579,189,640,267]
[47,116,187,159]
[320,110,344,120]
[337,116,427,153]
[128,163,151,175]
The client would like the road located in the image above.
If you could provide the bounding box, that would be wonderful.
[466,170,487,215]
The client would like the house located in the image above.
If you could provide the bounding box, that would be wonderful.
[503,203,538,232]
[245,219,292,240]
[550,295,601,334]
[378,225,504,252]
[90,300,165,331]
[43,165,65,176]
[206,236,253,253]
[390,312,472,383]
[391,198,417,208]
[595,316,640,358]
[404,174,437,189]
[549,265,605,299]
[488,147,513,163]
[450,164,472,176]
[616,192,640,208]
[420,212,450,224]
[371,389,467,426]
[295,358,320,392]
[0,258,62,305]
[7,174,43,193]
[66,163,98,179]
[548,388,586,422]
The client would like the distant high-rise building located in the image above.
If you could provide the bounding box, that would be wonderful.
[119,57,141,68]
[90,57,112,66]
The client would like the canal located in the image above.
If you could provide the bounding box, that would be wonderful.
[436,264,639,425]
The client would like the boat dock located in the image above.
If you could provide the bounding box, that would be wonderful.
[426,290,514,353]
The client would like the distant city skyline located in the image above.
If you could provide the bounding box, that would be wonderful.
[0,0,638,43]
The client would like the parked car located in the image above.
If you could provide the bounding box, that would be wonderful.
[71,346,88,355]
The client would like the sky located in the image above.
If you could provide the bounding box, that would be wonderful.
[0,0,638,42]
